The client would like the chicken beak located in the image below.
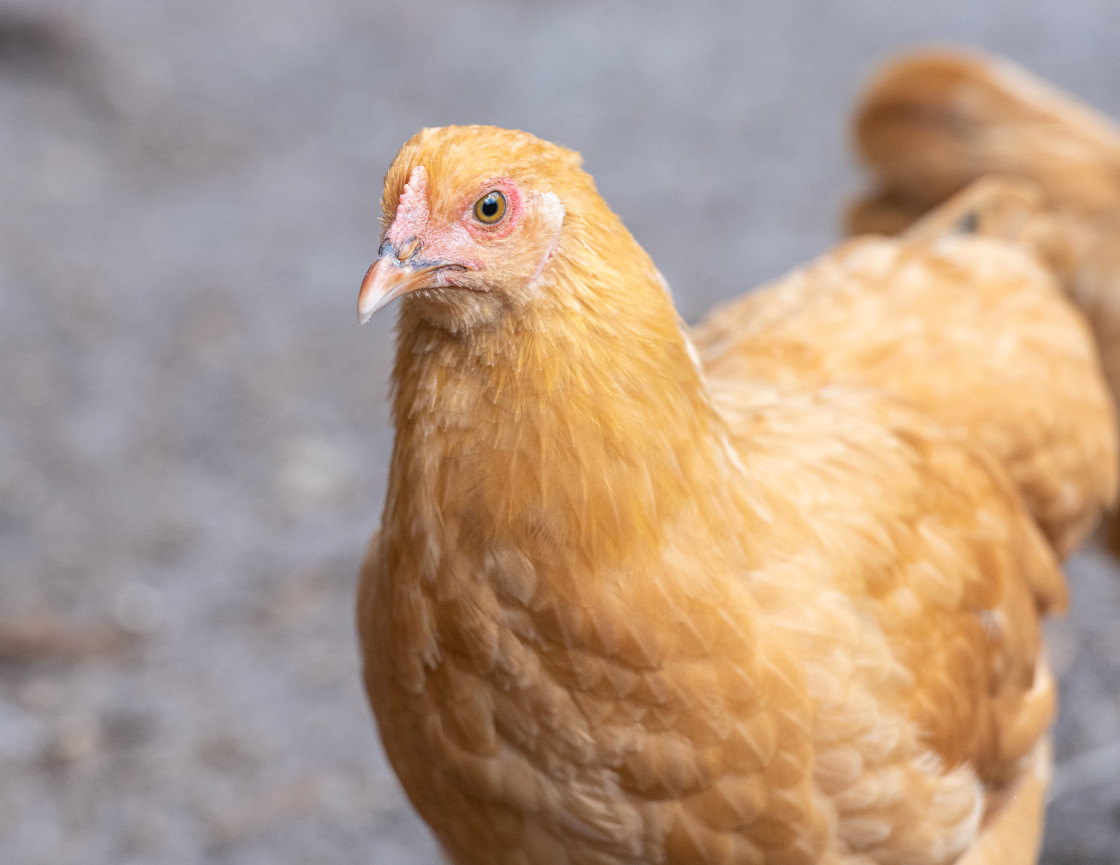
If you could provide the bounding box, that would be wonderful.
[358,255,445,323]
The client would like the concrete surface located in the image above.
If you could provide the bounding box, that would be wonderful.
[2,1,1119,862]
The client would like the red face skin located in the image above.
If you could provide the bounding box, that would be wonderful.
[386,168,524,247]
[358,166,552,324]
[360,169,503,318]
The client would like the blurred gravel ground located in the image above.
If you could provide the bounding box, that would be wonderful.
[2,1,1119,863]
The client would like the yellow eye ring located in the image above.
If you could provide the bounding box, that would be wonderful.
[473,191,507,225]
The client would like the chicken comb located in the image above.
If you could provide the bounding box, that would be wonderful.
[396,165,430,226]
[384,164,431,246]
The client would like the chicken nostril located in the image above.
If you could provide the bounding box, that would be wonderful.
[397,237,422,262]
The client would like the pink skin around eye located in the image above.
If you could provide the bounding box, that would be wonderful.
[382,169,523,276]
[461,178,522,240]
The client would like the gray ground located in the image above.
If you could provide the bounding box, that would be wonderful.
[3,1,1120,863]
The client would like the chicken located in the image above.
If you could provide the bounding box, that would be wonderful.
[355,125,1115,865]
[847,48,1120,548]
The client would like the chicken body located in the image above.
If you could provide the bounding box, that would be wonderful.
[695,217,1116,559]
[848,49,1120,546]
[357,125,1115,865]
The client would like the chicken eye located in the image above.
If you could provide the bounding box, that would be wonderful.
[473,191,507,225]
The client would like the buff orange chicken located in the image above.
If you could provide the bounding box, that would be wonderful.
[356,124,1115,865]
